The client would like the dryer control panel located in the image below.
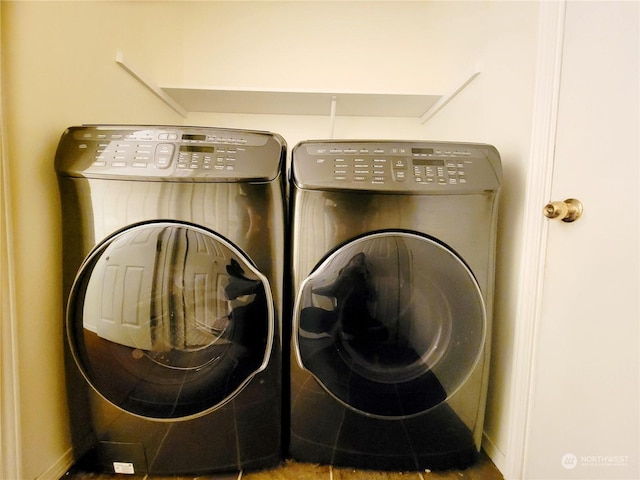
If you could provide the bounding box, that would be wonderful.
[292,140,501,193]
[55,125,285,182]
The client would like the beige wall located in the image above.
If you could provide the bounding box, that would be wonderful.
[2,1,540,478]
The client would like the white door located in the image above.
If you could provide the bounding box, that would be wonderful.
[524,2,639,479]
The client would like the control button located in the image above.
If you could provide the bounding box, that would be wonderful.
[155,143,174,169]
[132,162,148,168]
[392,159,408,169]
[393,170,407,182]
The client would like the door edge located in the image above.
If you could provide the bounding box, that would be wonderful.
[500,1,566,479]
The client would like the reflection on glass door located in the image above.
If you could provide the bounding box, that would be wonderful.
[70,222,273,418]
[294,231,485,417]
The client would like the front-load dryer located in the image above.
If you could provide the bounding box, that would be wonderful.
[289,140,501,471]
[56,125,286,475]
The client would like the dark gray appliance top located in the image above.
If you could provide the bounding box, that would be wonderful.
[55,125,285,182]
[292,140,501,194]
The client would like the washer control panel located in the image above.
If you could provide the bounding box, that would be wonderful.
[55,125,285,182]
[292,141,501,193]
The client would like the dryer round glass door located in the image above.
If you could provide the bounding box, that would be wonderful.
[67,222,274,420]
[293,231,486,418]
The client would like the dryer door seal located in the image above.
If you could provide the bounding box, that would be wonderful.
[293,231,486,418]
[67,221,274,420]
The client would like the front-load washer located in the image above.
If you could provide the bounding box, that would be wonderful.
[56,125,286,475]
[289,140,501,471]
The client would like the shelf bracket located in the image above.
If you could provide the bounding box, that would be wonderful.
[115,51,188,117]
[419,70,480,124]
[329,96,337,138]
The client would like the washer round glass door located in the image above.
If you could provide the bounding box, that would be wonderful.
[67,222,274,420]
[294,231,485,418]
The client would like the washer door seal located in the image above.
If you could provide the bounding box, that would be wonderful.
[293,231,486,418]
[67,221,274,420]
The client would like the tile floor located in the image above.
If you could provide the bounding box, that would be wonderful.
[61,451,503,480]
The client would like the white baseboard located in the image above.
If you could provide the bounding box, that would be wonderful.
[35,447,75,480]
[483,432,507,476]
[35,434,95,480]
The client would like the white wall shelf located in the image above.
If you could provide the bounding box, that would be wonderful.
[160,87,442,118]
[116,51,479,127]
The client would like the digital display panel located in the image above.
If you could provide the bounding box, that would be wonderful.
[180,145,215,153]
[412,148,435,155]
[182,134,207,141]
[413,159,444,166]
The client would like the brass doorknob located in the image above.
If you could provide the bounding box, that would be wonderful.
[543,198,583,222]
